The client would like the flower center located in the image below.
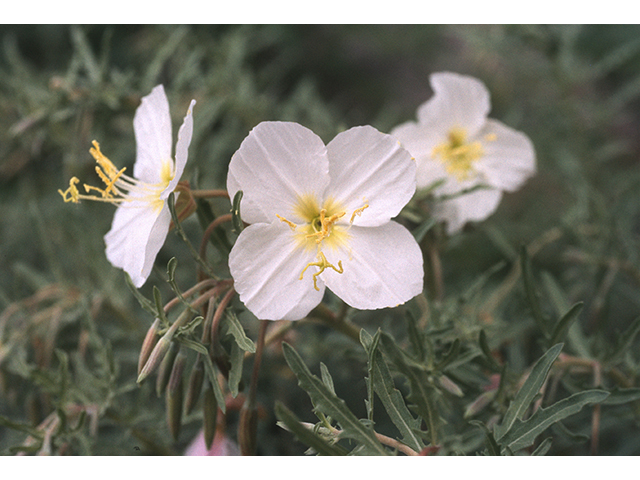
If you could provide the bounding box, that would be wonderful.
[276,194,369,290]
[431,127,484,181]
[58,140,175,213]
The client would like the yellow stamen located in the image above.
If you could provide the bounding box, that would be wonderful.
[299,251,343,291]
[276,214,298,231]
[58,177,81,203]
[350,204,369,224]
[432,127,484,181]
[90,140,119,178]
[58,139,173,209]
[306,208,346,244]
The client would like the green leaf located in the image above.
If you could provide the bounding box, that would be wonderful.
[227,340,244,398]
[176,338,226,414]
[0,414,43,438]
[520,246,548,336]
[378,332,440,446]
[152,286,169,326]
[195,197,232,255]
[470,420,501,456]
[495,343,564,441]
[124,273,158,317]
[231,190,244,234]
[361,330,425,452]
[606,314,640,364]
[601,387,640,405]
[282,343,389,455]
[220,310,256,353]
[167,193,217,279]
[499,389,609,452]
[435,338,461,370]
[549,302,584,346]
[412,217,437,243]
[531,437,553,456]
[479,329,502,371]
[320,363,335,395]
[274,402,348,456]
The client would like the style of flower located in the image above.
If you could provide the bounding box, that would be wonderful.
[59,85,196,287]
[227,121,424,321]
[390,71,536,234]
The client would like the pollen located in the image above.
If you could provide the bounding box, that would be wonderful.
[432,127,484,181]
[58,140,173,209]
[276,214,298,231]
[350,203,369,224]
[306,208,346,244]
[300,251,343,291]
[277,194,371,287]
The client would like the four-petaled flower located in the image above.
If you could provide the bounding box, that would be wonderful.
[227,121,424,321]
[391,72,536,234]
[59,85,196,287]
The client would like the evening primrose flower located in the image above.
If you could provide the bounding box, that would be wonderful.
[227,121,424,321]
[58,85,196,287]
[390,72,536,234]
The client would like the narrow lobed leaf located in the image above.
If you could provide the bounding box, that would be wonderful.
[495,343,564,441]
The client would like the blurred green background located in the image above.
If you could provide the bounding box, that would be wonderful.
[2,25,640,455]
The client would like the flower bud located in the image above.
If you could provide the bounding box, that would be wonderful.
[166,346,187,441]
[438,374,464,397]
[464,390,496,419]
[137,315,184,384]
[202,380,218,450]
[185,354,205,415]
[155,341,180,397]
[238,403,258,456]
[138,318,161,376]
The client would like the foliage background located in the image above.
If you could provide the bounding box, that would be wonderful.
[2,24,640,455]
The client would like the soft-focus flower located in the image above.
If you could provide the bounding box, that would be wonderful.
[227,121,424,321]
[59,85,195,287]
[184,429,240,456]
[390,72,536,234]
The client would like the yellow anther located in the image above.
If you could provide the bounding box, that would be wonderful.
[102,166,127,198]
[350,204,369,224]
[306,208,346,244]
[485,133,497,142]
[89,140,118,177]
[58,177,81,203]
[299,251,343,291]
[276,214,298,231]
[432,127,484,181]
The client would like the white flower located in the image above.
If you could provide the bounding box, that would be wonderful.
[59,85,196,287]
[390,72,536,234]
[227,121,424,321]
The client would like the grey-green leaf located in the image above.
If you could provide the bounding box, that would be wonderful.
[495,343,563,440]
[549,302,584,346]
[220,310,256,353]
[500,389,609,452]
[274,402,348,456]
[282,342,388,455]
[361,330,425,452]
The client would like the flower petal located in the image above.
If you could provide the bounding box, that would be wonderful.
[474,119,536,192]
[417,72,491,138]
[390,121,450,190]
[104,202,171,288]
[434,187,503,235]
[133,85,173,184]
[163,99,196,198]
[227,122,330,225]
[325,126,416,227]
[322,222,423,309]
[229,221,325,321]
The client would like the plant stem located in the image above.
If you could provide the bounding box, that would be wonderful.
[191,189,230,199]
